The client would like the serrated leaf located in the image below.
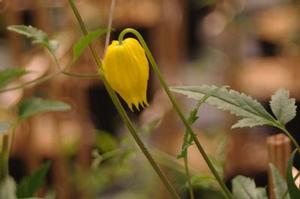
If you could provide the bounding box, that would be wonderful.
[73,28,107,63]
[0,176,17,199]
[287,150,300,199]
[270,89,296,126]
[7,25,58,53]
[18,98,71,120]
[171,85,275,129]
[232,117,270,128]
[16,162,51,198]
[232,175,268,199]
[270,163,290,199]
[0,122,12,134]
[0,68,27,89]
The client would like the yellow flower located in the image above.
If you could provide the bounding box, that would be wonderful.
[102,38,149,111]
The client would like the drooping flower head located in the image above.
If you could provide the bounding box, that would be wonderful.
[102,38,149,111]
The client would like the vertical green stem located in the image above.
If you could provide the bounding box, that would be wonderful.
[183,155,194,199]
[118,28,233,199]
[68,1,180,198]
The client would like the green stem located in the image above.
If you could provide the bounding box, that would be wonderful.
[0,72,60,93]
[119,28,233,199]
[184,155,195,199]
[68,1,180,198]
[276,124,300,151]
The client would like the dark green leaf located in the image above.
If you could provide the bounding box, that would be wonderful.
[73,28,107,63]
[270,163,290,199]
[0,176,17,199]
[7,25,58,53]
[0,68,27,89]
[0,122,12,134]
[17,162,51,198]
[287,150,300,199]
[18,98,71,120]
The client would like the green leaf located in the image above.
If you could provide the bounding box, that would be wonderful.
[270,89,296,126]
[0,122,12,134]
[0,68,27,89]
[7,25,58,53]
[16,162,51,198]
[73,28,107,63]
[269,163,290,199]
[287,150,300,199]
[18,98,71,120]
[171,85,275,129]
[232,175,268,199]
[0,176,17,199]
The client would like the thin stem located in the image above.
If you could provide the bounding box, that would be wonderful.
[0,72,60,93]
[119,28,233,199]
[184,155,194,199]
[104,0,116,50]
[62,71,100,78]
[68,1,180,198]
[276,124,300,151]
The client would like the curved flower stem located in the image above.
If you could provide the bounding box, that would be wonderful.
[119,28,233,199]
[68,1,180,198]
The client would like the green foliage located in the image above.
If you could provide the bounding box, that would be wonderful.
[16,162,51,198]
[177,87,220,159]
[72,28,107,63]
[270,89,297,126]
[269,163,290,199]
[0,122,12,134]
[171,85,297,129]
[0,68,28,89]
[190,175,219,189]
[232,175,268,199]
[139,118,161,136]
[95,130,118,153]
[286,150,300,199]
[18,97,71,120]
[0,177,17,199]
[7,25,59,53]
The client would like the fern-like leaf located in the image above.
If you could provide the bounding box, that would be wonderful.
[270,89,296,126]
[8,25,58,52]
[171,85,276,128]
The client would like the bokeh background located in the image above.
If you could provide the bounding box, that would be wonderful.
[0,0,300,198]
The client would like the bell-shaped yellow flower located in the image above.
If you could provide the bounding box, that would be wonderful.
[103,38,149,111]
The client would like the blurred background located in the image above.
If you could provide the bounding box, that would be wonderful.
[0,0,300,198]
